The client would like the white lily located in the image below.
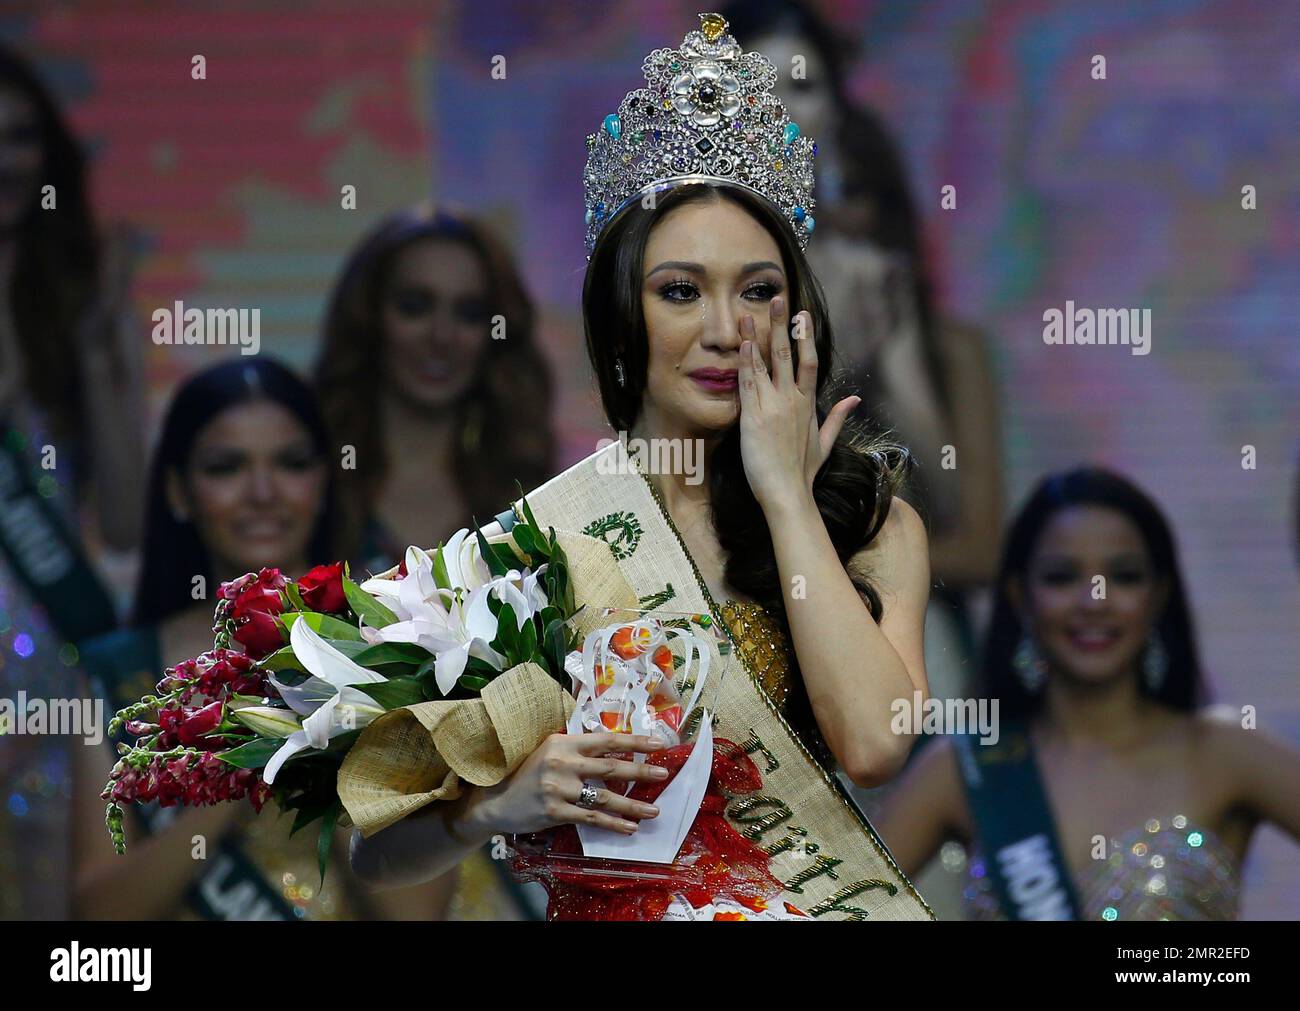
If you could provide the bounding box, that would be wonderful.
[495,564,550,630]
[370,579,507,696]
[228,705,301,739]
[359,532,491,615]
[262,618,388,784]
[357,538,552,697]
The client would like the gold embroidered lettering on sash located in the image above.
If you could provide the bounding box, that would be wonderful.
[807,879,899,920]
[739,728,779,772]
[764,826,817,858]
[582,511,642,560]
[681,707,709,741]
[726,795,793,840]
[782,854,841,893]
[637,583,676,609]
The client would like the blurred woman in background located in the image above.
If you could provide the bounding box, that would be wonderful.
[73,358,455,920]
[720,1,1003,702]
[315,204,556,919]
[875,467,1300,919]
[316,203,555,572]
[0,43,144,918]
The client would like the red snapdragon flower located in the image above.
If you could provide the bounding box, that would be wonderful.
[176,701,225,747]
[218,568,288,659]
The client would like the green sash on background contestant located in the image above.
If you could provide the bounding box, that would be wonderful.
[0,423,117,645]
[956,723,1082,920]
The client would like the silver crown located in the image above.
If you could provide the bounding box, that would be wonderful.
[582,12,817,260]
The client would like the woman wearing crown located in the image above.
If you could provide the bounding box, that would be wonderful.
[349,13,934,920]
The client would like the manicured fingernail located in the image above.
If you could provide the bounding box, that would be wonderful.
[772,296,784,316]
[621,821,637,833]
[741,315,754,336]
[650,766,670,778]
[641,804,660,816]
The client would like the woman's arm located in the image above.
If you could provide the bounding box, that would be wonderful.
[873,737,971,878]
[350,784,497,889]
[737,296,929,788]
[768,490,930,787]
[1206,711,1300,843]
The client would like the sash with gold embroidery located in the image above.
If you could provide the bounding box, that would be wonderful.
[503,440,932,920]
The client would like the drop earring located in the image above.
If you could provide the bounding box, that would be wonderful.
[614,357,626,387]
[1013,627,1049,694]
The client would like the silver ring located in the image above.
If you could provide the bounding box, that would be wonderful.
[576,784,600,810]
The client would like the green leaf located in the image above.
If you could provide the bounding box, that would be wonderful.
[518,490,541,534]
[344,575,398,629]
[490,540,522,574]
[283,581,307,613]
[475,523,510,578]
[355,678,425,710]
[318,799,342,886]
[432,542,451,589]
[457,672,491,693]
[544,617,569,682]
[518,614,539,661]
[280,611,364,641]
[259,645,304,673]
[493,602,519,660]
[217,737,283,769]
[465,655,499,675]
[510,522,538,561]
[350,642,430,668]
[322,638,372,658]
[290,798,333,837]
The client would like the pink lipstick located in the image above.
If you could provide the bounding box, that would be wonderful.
[688,368,738,392]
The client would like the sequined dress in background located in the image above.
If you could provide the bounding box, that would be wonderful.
[0,416,86,919]
[961,814,1240,920]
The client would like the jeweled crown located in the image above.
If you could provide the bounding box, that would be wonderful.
[582,12,817,261]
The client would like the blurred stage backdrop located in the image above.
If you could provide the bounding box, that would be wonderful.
[2,0,1297,916]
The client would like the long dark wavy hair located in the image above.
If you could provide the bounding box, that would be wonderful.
[982,467,1208,720]
[314,204,555,559]
[584,181,912,621]
[719,0,951,415]
[133,359,338,627]
[0,44,101,452]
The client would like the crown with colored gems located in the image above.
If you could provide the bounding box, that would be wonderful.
[582,12,817,261]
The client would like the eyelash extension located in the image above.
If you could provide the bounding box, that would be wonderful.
[657,278,782,303]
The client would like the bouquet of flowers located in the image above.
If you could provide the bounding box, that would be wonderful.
[103,500,580,879]
[103,496,810,920]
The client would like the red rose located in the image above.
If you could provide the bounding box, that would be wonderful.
[298,561,347,614]
[176,701,224,747]
[230,608,284,659]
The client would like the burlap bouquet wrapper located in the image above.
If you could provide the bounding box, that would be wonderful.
[337,530,638,837]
